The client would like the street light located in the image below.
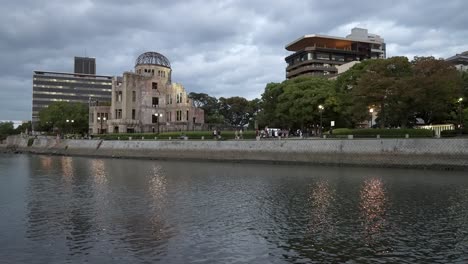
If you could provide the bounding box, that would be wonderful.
[369,108,374,128]
[318,105,324,137]
[97,116,106,134]
[66,119,74,134]
[458,97,463,135]
[155,113,163,134]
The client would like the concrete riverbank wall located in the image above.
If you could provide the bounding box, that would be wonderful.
[2,135,468,169]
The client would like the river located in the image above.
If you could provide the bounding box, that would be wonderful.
[0,154,467,263]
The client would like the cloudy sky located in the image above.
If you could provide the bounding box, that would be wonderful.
[1,0,468,120]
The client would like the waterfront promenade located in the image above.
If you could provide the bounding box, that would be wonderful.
[2,135,468,169]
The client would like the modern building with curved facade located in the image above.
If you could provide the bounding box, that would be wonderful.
[89,52,204,134]
[285,28,385,79]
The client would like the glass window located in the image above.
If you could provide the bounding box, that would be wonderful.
[132,91,136,102]
[152,82,158,90]
[132,109,136,119]
[152,97,159,107]
[316,53,330,60]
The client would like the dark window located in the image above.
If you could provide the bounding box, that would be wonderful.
[152,114,157,123]
[186,110,189,121]
[152,82,158,90]
[152,97,159,107]
[132,109,136,119]
[132,91,136,102]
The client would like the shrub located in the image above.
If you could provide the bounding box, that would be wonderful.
[331,128,434,138]
[440,129,468,137]
[27,138,34,146]
[99,130,256,140]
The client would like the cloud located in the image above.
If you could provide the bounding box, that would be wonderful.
[1,0,467,120]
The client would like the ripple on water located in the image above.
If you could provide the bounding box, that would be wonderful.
[1,155,468,263]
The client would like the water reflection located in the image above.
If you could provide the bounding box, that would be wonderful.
[308,179,335,236]
[61,156,74,184]
[39,156,53,170]
[4,155,468,263]
[360,178,387,242]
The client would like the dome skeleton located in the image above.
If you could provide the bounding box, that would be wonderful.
[135,52,171,68]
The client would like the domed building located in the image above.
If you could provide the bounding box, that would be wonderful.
[89,52,204,134]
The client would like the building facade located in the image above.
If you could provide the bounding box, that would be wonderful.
[285,28,385,79]
[446,51,468,71]
[89,51,204,134]
[32,71,112,128]
[74,57,96,75]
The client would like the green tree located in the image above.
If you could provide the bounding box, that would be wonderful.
[218,96,253,127]
[354,57,413,128]
[15,121,32,134]
[257,82,284,128]
[410,56,462,124]
[0,122,15,140]
[276,77,337,129]
[38,102,89,135]
[188,92,223,124]
[257,76,338,130]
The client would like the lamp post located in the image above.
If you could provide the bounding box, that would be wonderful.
[66,119,74,134]
[97,116,106,134]
[369,108,374,128]
[155,113,163,134]
[318,105,324,137]
[458,97,463,135]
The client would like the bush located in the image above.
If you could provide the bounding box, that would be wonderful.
[331,128,434,138]
[27,138,34,146]
[440,129,468,137]
[99,130,256,140]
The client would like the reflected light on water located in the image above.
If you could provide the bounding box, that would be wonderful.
[39,156,52,170]
[360,178,387,239]
[148,165,167,225]
[149,165,167,207]
[61,157,74,184]
[308,180,335,234]
[90,159,107,186]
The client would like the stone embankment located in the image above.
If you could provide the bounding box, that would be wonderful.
[1,135,468,169]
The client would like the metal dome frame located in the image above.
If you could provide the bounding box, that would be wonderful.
[135,52,171,68]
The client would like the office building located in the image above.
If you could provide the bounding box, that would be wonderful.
[74,57,96,74]
[446,51,468,71]
[89,51,204,134]
[32,65,112,128]
[285,28,386,79]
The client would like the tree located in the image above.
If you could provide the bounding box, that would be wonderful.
[276,77,337,129]
[15,121,32,134]
[257,76,339,130]
[410,56,462,124]
[38,102,89,135]
[188,92,222,124]
[354,57,413,128]
[257,82,284,128]
[0,122,15,140]
[218,96,253,127]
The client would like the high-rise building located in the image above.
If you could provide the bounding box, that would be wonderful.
[32,57,112,129]
[446,51,468,71]
[74,57,96,75]
[285,28,385,79]
[89,51,204,134]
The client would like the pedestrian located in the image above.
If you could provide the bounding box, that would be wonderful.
[239,129,243,139]
[235,130,239,140]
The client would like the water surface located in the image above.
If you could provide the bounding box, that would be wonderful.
[1,154,467,263]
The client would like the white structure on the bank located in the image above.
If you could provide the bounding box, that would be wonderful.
[89,52,204,134]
